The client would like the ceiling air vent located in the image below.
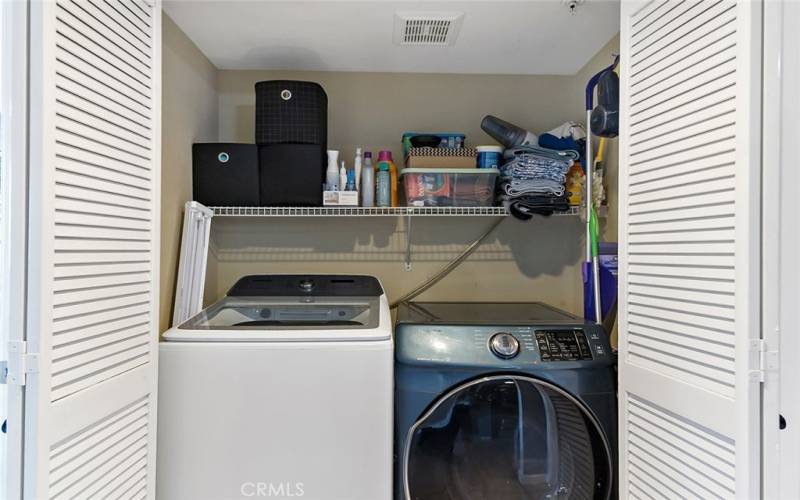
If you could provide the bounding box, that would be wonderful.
[393,12,464,47]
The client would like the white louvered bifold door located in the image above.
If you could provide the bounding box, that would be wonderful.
[25,1,161,498]
[618,1,761,498]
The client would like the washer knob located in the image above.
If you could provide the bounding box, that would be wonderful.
[489,332,520,359]
[298,279,315,292]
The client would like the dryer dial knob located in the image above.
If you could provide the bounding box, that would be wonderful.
[489,333,520,359]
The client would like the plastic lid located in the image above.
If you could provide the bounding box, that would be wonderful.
[378,150,393,162]
[364,151,372,158]
[400,168,499,176]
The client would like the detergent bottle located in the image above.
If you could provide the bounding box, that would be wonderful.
[377,150,398,206]
[376,162,391,207]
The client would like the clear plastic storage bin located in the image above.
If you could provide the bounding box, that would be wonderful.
[401,168,499,207]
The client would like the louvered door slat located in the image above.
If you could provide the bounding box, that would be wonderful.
[56,96,151,148]
[55,198,151,223]
[26,1,160,497]
[626,321,736,357]
[53,286,150,318]
[55,158,151,192]
[57,1,151,70]
[632,10,737,88]
[94,462,148,499]
[72,0,151,58]
[56,75,151,137]
[628,302,734,333]
[56,7,151,83]
[55,66,150,125]
[55,116,151,164]
[50,427,148,496]
[54,250,150,265]
[629,165,735,196]
[110,0,152,33]
[55,237,152,253]
[630,102,736,151]
[49,400,148,471]
[116,0,151,32]
[631,70,736,127]
[89,0,151,49]
[628,271,735,294]
[55,209,151,231]
[56,30,150,100]
[53,312,149,346]
[55,44,150,112]
[53,301,150,333]
[54,169,151,200]
[633,1,734,69]
[619,0,761,497]
[631,51,736,110]
[50,344,149,401]
[630,1,699,49]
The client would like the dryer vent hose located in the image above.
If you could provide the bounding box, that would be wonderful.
[390,217,506,309]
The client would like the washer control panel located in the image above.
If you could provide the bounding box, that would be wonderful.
[489,332,520,359]
[535,329,593,361]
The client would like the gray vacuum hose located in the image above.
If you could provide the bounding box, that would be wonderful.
[390,217,506,308]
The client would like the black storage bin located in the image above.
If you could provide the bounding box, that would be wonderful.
[255,81,327,146]
[193,143,259,206]
[259,144,324,206]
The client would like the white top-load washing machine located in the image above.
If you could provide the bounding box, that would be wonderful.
[157,275,393,500]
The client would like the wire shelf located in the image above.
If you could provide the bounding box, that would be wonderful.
[210,206,587,217]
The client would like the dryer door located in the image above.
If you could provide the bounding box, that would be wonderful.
[403,375,612,500]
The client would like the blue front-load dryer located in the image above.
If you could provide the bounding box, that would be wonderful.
[395,302,616,500]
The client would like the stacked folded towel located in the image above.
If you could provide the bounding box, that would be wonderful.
[498,145,578,218]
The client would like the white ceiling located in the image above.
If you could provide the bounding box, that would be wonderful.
[163,1,620,75]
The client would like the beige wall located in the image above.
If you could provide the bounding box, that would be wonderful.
[159,27,619,324]
[160,15,218,332]
[204,35,619,314]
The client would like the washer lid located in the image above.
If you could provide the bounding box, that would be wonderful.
[163,295,389,342]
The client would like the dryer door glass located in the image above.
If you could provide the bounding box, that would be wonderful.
[404,376,611,500]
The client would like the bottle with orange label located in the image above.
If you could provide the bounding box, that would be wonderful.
[377,150,398,207]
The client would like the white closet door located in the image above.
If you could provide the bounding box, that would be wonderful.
[618,1,761,498]
[25,0,161,498]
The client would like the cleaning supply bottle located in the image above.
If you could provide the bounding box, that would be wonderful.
[361,151,375,207]
[354,147,363,192]
[376,162,391,207]
[339,161,347,192]
[326,150,340,190]
[377,150,398,207]
[346,168,356,191]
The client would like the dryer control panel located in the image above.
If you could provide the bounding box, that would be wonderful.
[535,329,593,361]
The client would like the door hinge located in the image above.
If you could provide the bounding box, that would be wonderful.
[750,339,778,383]
[0,340,39,386]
